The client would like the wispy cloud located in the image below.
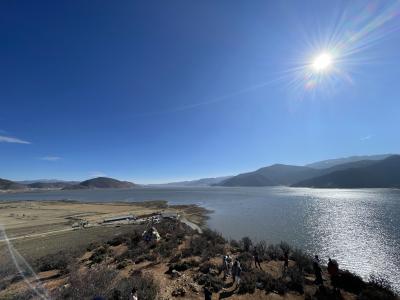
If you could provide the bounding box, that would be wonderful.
[360,134,373,141]
[0,135,31,144]
[40,156,61,161]
[89,171,107,178]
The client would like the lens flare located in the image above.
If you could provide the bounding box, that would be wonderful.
[285,0,400,99]
[312,53,333,72]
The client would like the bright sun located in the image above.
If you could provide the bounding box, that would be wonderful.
[312,53,333,72]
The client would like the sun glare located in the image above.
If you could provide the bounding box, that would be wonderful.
[311,53,333,73]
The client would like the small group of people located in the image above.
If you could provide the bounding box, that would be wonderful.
[313,255,339,287]
[222,254,242,285]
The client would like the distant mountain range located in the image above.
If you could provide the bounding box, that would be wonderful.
[16,179,78,185]
[293,155,400,188]
[1,154,399,190]
[152,176,232,187]
[0,177,136,191]
[217,154,400,188]
[305,154,393,169]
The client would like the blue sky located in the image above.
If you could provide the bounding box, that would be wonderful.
[1,0,400,183]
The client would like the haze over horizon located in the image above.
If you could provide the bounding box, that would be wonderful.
[1,1,400,184]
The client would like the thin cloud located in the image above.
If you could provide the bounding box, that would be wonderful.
[0,135,31,144]
[89,171,107,178]
[360,134,373,141]
[40,156,61,161]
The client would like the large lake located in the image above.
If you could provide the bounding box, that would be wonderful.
[1,186,399,289]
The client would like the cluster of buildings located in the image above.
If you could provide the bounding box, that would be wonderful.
[71,211,180,229]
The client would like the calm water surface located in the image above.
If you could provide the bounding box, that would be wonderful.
[1,186,399,289]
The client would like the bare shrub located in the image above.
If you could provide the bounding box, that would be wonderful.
[359,274,397,300]
[189,229,226,258]
[254,240,267,260]
[279,241,291,255]
[238,272,257,294]
[35,251,70,273]
[266,244,282,260]
[230,239,240,249]
[131,273,158,300]
[368,274,395,293]
[334,270,365,294]
[237,252,254,272]
[286,266,304,294]
[89,246,110,264]
[240,236,253,252]
[61,265,118,299]
[195,274,224,293]
[291,248,313,273]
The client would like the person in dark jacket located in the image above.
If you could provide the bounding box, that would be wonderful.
[313,255,323,285]
[204,285,212,300]
[254,250,262,269]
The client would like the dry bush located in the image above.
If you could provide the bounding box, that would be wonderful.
[254,240,267,260]
[189,229,226,258]
[358,274,397,300]
[279,241,292,255]
[195,274,224,293]
[334,270,365,294]
[240,236,253,252]
[237,251,254,272]
[238,272,257,294]
[286,266,304,294]
[60,265,118,299]
[35,251,70,273]
[89,246,110,264]
[291,248,313,273]
[266,244,282,260]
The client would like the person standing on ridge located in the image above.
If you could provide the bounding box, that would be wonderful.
[313,255,323,285]
[327,258,339,291]
[130,288,138,300]
[284,251,289,270]
[254,250,262,269]
[204,285,212,300]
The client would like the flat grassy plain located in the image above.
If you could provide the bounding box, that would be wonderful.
[0,200,207,266]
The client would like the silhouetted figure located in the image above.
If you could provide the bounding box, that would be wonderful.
[327,258,339,290]
[254,250,262,269]
[232,260,242,287]
[204,285,212,300]
[284,252,289,269]
[313,255,323,285]
[111,289,121,300]
[130,288,138,300]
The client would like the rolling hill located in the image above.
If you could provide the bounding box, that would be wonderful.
[155,176,232,187]
[217,155,398,187]
[293,155,400,188]
[218,164,321,187]
[305,154,393,169]
[0,178,26,190]
[64,177,136,189]
[27,181,78,189]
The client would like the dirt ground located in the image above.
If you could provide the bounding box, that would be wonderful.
[0,200,207,268]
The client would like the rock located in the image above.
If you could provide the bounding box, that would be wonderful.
[189,283,199,293]
[172,287,186,297]
[171,270,181,278]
